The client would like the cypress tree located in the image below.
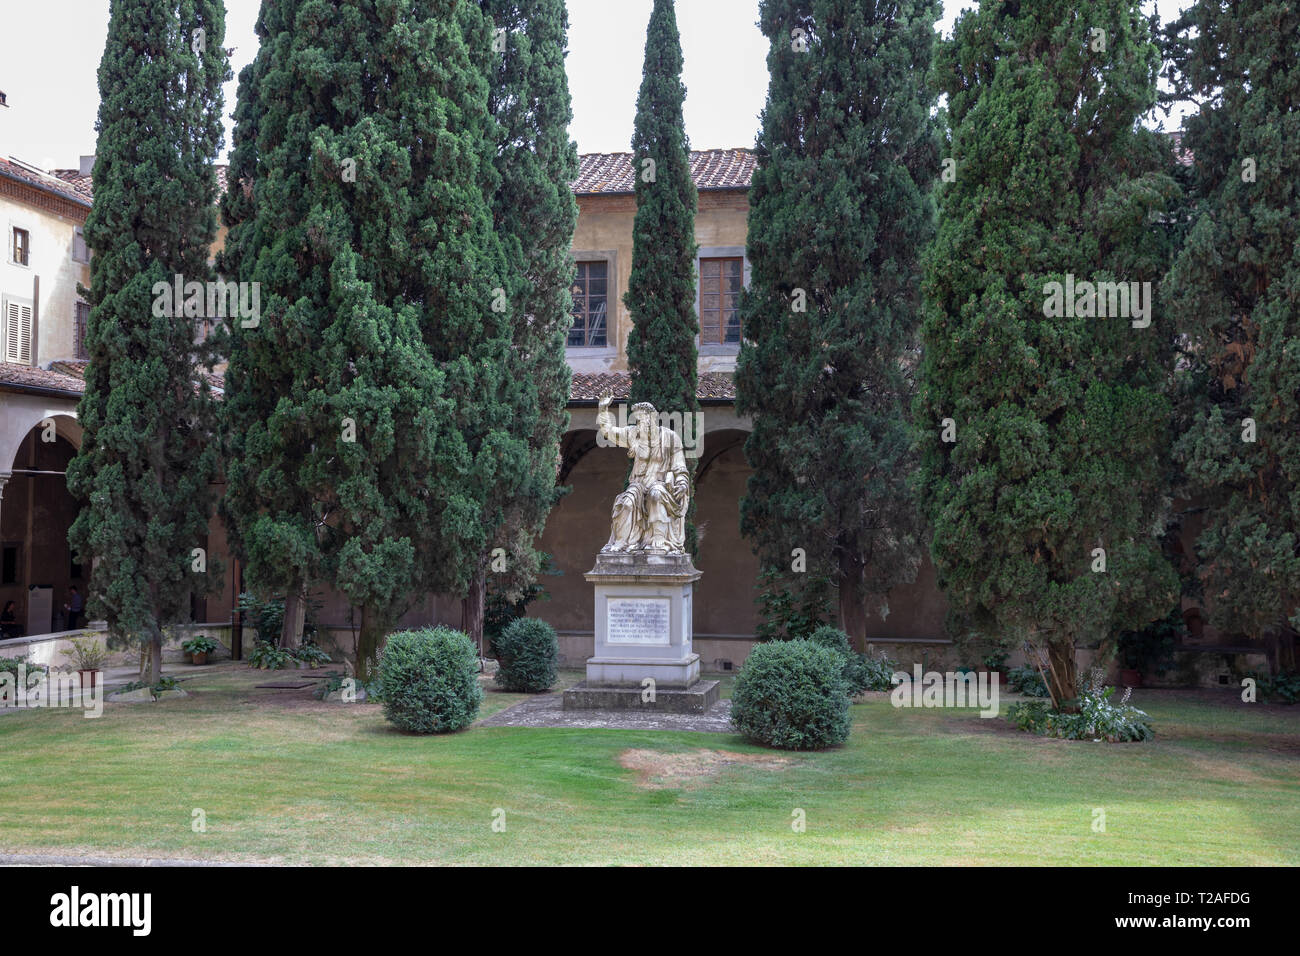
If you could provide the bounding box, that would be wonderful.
[735,0,941,648]
[466,0,579,651]
[221,0,506,678]
[917,1,1180,706]
[623,0,700,551]
[67,0,229,685]
[1166,1,1300,672]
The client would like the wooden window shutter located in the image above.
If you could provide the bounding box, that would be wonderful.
[5,299,34,364]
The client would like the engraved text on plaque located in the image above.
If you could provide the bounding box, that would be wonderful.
[606,597,671,645]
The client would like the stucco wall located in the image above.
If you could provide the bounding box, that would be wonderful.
[1,192,90,365]
[567,190,749,376]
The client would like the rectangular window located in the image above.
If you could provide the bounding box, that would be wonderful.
[700,257,743,345]
[75,301,91,359]
[569,260,608,348]
[72,227,89,264]
[3,297,34,364]
[2,544,18,585]
[12,227,30,266]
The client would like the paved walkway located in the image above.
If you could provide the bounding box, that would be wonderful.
[480,693,735,733]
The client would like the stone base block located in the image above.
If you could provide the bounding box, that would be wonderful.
[562,679,720,714]
[585,653,700,689]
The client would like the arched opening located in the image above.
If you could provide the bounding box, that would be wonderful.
[1,417,82,638]
[691,427,759,640]
[534,429,609,651]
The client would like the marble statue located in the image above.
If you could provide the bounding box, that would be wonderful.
[597,392,691,554]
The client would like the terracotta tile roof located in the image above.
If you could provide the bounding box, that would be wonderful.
[569,371,735,402]
[8,363,731,404]
[6,360,225,398]
[50,165,230,203]
[0,157,93,209]
[55,153,746,204]
[48,169,93,200]
[48,359,89,379]
[572,149,755,195]
[0,362,87,396]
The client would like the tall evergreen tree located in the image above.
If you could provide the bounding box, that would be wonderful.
[917,1,1180,706]
[736,0,941,649]
[68,0,229,685]
[1166,1,1300,672]
[465,0,579,651]
[623,0,700,550]
[221,0,508,678]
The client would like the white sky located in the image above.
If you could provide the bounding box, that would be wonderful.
[0,0,1191,171]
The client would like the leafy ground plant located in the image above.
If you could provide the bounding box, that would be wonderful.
[247,641,292,670]
[1007,669,1153,742]
[1251,671,1300,704]
[1007,665,1051,697]
[852,650,901,692]
[115,676,180,698]
[291,643,331,666]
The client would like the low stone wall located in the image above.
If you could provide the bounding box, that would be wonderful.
[1140,647,1271,689]
[0,621,234,669]
[254,625,1274,691]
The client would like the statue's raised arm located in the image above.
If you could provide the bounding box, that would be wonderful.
[597,392,635,450]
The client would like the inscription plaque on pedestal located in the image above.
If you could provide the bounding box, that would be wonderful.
[606,597,671,645]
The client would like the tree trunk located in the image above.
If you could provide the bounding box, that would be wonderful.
[1272,628,1297,674]
[280,588,304,650]
[355,605,386,684]
[147,623,163,686]
[838,551,868,653]
[462,565,486,660]
[1046,639,1080,711]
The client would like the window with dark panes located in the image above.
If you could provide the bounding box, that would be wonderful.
[569,260,608,347]
[700,257,743,344]
[12,227,30,266]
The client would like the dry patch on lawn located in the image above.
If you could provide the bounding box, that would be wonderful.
[1181,752,1293,786]
[619,748,791,790]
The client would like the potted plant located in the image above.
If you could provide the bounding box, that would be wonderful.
[67,637,109,688]
[182,635,219,666]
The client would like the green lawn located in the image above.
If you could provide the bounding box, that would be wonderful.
[1,665,1296,865]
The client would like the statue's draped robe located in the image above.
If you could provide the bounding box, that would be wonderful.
[598,407,690,553]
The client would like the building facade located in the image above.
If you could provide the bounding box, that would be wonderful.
[0,148,954,665]
[0,156,91,637]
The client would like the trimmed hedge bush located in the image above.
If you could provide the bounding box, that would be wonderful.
[807,624,853,658]
[493,617,558,692]
[730,640,851,750]
[379,627,482,734]
[805,625,896,695]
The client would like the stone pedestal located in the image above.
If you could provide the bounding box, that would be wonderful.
[562,551,718,712]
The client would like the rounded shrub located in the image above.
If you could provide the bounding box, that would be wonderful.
[493,617,558,692]
[807,625,852,658]
[730,640,851,750]
[378,627,483,734]
[807,625,873,695]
